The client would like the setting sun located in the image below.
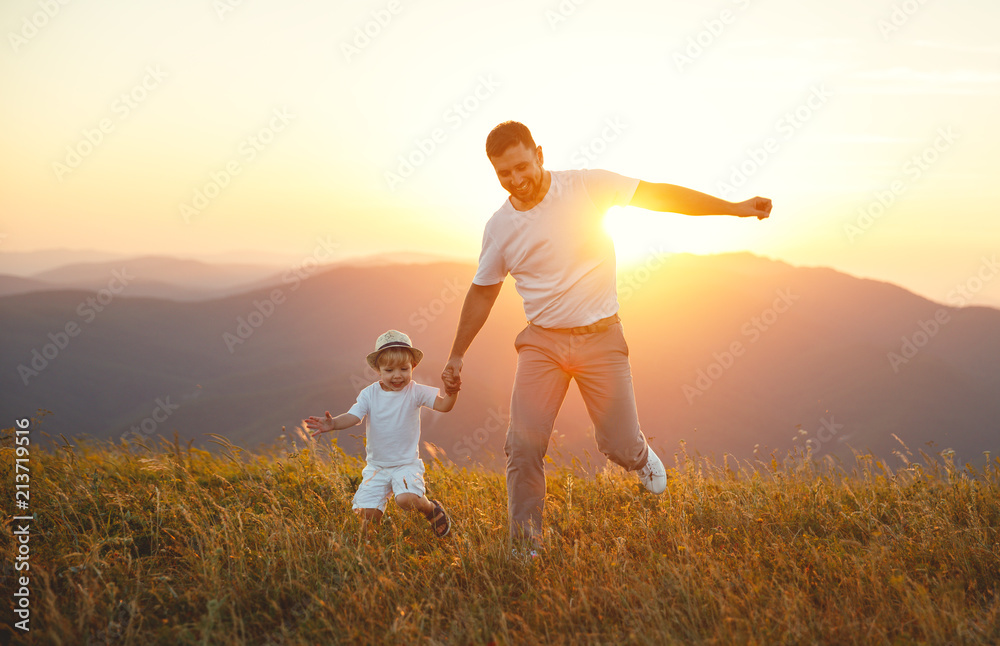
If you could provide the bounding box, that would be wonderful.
[604,206,762,266]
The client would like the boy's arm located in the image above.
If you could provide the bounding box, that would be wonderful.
[305,411,361,437]
[629,181,772,219]
[432,388,458,413]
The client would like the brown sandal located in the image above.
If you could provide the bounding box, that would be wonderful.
[427,499,451,538]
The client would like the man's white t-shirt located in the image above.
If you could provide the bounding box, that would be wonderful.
[348,381,438,467]
[473,169,640,328]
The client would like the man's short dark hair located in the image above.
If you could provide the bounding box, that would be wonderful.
[486,121,537,159]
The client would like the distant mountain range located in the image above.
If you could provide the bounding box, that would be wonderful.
[0,249,132,276]
[0,251,466,301]
[1,253,997,470]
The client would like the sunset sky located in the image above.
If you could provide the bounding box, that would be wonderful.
[2,0,998,306]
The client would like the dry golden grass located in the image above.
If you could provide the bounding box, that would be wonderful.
[2,423,998,645]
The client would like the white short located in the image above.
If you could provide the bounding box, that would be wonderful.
[352,460,426,512]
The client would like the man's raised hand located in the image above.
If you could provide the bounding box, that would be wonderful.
[734,196,772,220]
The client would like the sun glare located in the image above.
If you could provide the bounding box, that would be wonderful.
[603,206,754,266]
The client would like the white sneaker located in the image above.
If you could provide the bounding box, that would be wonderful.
[637,447,666,494]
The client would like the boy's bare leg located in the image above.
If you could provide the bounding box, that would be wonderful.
[396,493,451,537]
[354,508,384,535]
[394,492,433,515]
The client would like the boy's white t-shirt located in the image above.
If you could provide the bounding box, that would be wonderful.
[348,381,439,467]
[473,169,640,329]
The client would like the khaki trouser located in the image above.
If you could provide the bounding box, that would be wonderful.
[505,321,649,541]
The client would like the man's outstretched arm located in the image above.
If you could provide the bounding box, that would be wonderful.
[442,281,503,391]
[630,181,772,220]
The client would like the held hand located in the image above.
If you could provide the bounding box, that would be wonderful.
[441,357,464,394]
[734,196,772,220]
[305,411,336,438]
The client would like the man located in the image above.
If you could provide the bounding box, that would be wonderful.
[442,121,771,547]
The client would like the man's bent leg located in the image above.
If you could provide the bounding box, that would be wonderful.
[506,326,571,542]
[574,323,649,471]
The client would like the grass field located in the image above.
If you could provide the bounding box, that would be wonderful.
[3,421,998,645]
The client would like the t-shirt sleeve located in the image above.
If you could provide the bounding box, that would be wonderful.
[347,387,370,420]
[582,169,640,213]
[472,225,508,286]
[413,383,439,409]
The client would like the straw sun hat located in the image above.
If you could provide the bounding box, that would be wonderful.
[365,330,424,371]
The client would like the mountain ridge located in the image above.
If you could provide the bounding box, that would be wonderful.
[2,253,997,468]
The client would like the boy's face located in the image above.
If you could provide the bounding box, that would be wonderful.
[378,359,413,391]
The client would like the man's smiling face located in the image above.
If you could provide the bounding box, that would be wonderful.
[490,142,546,208]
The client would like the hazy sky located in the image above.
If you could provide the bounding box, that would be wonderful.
[2,0,999,306]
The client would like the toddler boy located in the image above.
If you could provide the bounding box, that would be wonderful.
[307,330,457,537]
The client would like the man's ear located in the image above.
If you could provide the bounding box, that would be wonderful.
[536,145,544,166]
